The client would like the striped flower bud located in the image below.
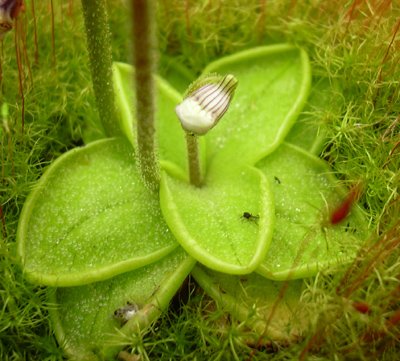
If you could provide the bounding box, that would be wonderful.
[176,74,238,135]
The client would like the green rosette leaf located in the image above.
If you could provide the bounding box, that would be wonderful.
[202,44,311,175]
[50,248,195,361]
[160,166,275,274]
[113,62,205,177]
[17,138,178,286]
[256,143,368,280]
[192,265,305,342]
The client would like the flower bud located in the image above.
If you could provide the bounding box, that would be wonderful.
[0,0,24,38]
[176,74,238,135]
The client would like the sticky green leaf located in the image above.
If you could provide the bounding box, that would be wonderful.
[113,62,205,175]
[50,248,195,361]
[202,44,311,175]
[192,265,305,342]
[256,143,368,280]
[17,138,178,286]
[160,167,275,274]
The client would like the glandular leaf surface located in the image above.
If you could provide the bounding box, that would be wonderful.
[160,166,274,274]
[256,143,368,280]
[17,138,177,286]
[192,265,305,342]
[113,62,198,174]
[50,248,195,361]
[202,44,311,175]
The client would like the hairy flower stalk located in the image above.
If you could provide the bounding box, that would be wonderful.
[131,0,159,191]
[185,132,202,187]
[176,74,238,186]
[81,0,119,137]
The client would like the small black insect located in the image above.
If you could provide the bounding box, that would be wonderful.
[242,212,260,222]
[274,176,281,184]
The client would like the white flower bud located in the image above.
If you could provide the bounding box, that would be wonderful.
[176,74,238,135]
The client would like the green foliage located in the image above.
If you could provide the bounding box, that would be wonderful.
[1,1,399,360]
[50,248,194,360]
[15,38,371,359]
[160,166,274,274]
[202,45,311,175]
[256,143,367,280]
[112,62,191,175]
[17,138,178,286]
[192,265,305,341]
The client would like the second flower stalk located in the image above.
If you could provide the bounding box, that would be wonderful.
[175,74,238,186]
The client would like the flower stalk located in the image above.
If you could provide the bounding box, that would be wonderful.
[185,132,202,187]
[176,74,238,186]
[81,0,119,137]
[131,0,159,191]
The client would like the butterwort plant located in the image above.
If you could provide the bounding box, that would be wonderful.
[15,1,369,359]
